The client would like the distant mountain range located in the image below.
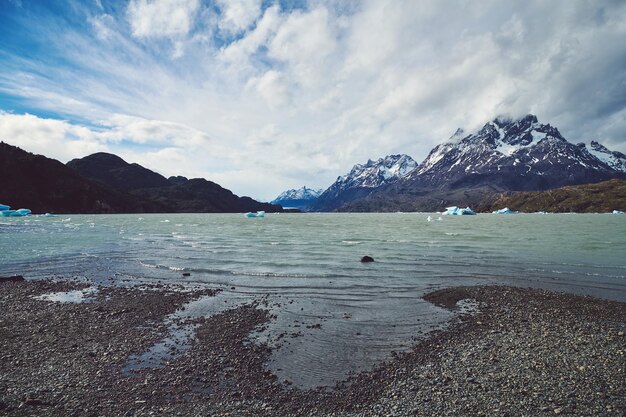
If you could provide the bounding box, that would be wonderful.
[271,186,323,211]
[274,114,625,212]
[0,143,282,214]
[311,154,418,211]
[3,114,625,214]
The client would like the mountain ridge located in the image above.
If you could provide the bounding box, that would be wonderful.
[271,186,323,211]
[0,143,281,214]
[0,142,155,213]
[67,152,282,213]
[312,154,418,211]
[334,115,626,212]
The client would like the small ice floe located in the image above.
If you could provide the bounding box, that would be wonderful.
[0,208,31,217]
[245,211,266,218]
[612,210,625,214]
[427,216,432,222]
[493,207,518,214]
[35,287,98,303]
[442,206,476,215]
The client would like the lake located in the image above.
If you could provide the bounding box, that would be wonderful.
[1,213,625,387]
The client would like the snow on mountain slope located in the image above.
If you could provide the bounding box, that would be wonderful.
[312,154,418,211]
[333,154,417,190]
[411,114,623,189]
[587,141,626,173]
[272,186,323,202]
[271,186,324,210]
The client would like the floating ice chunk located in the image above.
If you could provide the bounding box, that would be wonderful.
[493,207,518,214]
[245,211,266,218]
[442,206,476,215]
[613,210,625,214]
[427,216,432,222]
[1,208,31,217]
[0,203,10,211]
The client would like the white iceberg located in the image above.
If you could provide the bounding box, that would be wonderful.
[245,211,266,218]
[0,208,31,217]
[493,207,518,214]
[613,210,625,214]
[442,206,476,215]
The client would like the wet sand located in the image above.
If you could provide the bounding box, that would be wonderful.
[0,279,624,416]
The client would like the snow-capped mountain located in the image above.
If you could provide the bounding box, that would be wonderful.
[331,115,625,212]
[332,154,417,190]
[271,186,323,210]
[312,154,417,211]
[586,140,626,173]
[273,186,323,202]
[410,114,624,190]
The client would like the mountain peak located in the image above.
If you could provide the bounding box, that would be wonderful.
[414,114,623,189]
[273,186,323,202]
[588,140,626,172]
[69,152,128,168]
[312,154,418,211]
[271,186,323,210]
[337,154,418,188]
[494,114,538,128]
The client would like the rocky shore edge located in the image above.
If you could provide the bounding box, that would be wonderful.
[1,279,624,416]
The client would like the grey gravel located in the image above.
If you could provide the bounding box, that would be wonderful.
[1,280,624,416]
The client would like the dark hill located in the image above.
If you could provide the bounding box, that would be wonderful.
[67,152,171,191]
[476,179,626,213]
[67,153,282,213]
[0,142,154,213]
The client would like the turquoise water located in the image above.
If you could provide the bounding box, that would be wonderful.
[1,213,625,387]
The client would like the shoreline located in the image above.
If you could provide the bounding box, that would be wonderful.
[1,279,624,416]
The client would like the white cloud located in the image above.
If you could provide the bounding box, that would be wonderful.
[0,112,104,162]
[268,7,337,87]
[127,0,200,38]
[216,0,263,34]
[219,5,282,68]
[248,70,292,108]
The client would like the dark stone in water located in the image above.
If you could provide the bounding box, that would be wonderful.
[182,272,191,277]
[0,275,24,283]
[361,256,375,263]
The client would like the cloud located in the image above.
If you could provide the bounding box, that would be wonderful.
[126,0,200,39]
[0,112,104,162]
[248,70,292,108]
[216,0,263,34]
[219,5,282,68]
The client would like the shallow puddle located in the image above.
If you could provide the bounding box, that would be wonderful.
[34,287,98,303]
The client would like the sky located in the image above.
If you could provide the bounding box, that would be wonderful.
[1,0,625,201]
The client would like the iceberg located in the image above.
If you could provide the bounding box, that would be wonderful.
[493,207,518,214]
[0,203,10,211]
[613,210,625,214]
[442,206,476,215]
[0,208,31,217]
[245,211,266,218]
[460,207,476,215]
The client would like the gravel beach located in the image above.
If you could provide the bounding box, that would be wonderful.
[1,279,624,416]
